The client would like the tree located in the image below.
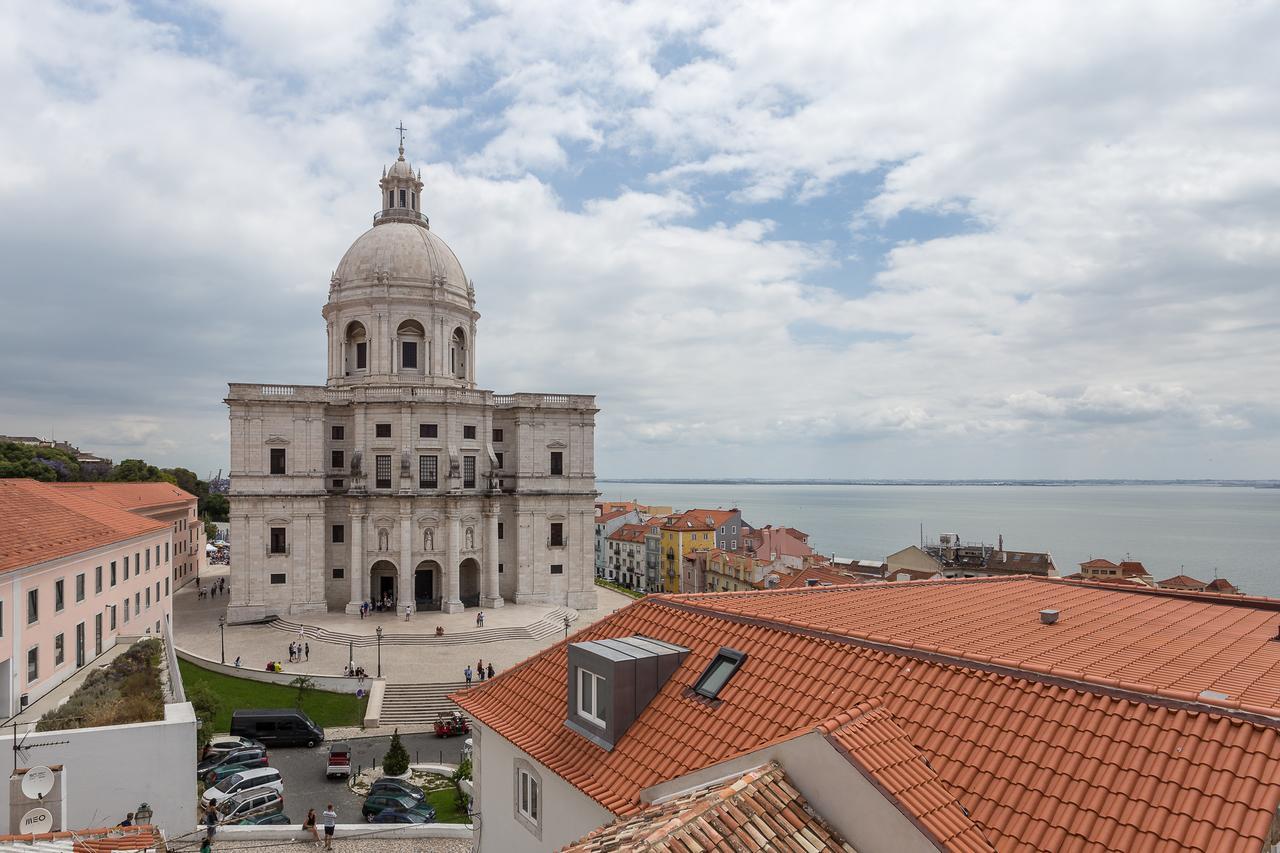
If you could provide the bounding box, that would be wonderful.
[204,520,219,542]
[288,674,315,710]
[202,493,230,522]
[0,442,81,481]
[383,729,410,776]
[109,459,174,483]
[451,757,472,812]
[165,466,206,497]
[186,681,222,753]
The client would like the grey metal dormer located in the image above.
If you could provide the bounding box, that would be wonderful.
[565,636,688,750]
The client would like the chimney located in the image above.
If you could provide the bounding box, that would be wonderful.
[1039,609,1060,625]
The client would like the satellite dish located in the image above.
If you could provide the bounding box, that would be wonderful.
[19,807,52,833]
[21,766,54,800]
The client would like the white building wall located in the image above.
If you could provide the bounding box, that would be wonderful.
[0,701,196,838]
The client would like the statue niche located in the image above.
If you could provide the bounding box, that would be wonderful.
[465,527,475,550]
[423,528,434,550]
[377,528,390,551]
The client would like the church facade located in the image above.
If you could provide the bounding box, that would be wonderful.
[224,143,598,622]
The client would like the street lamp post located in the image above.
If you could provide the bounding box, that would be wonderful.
[348,640,354,675]
[376,626,383,678]
[218,615,226,665]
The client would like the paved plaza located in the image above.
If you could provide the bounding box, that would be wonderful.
[174,564,634,683]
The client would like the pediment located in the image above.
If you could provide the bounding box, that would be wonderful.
[547,439,568,449]
[265,435,290,446]
[416,515,440,528]
[372,515,397,528]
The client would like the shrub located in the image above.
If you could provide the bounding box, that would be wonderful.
[383,730,409,776]
[36,639,165,731]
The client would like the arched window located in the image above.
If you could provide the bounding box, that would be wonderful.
[450,328,467,380]
[396,319,426,374]
[344,321,368,374]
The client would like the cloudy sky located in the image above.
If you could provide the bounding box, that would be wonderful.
[2,1,1278,480]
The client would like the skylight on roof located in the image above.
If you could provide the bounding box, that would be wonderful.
[694,648,747,700]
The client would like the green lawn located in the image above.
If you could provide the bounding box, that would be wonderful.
[594,578,644,599]
[178,659,367,732]
[424,787,470,823]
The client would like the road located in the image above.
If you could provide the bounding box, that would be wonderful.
[265,731,467,823]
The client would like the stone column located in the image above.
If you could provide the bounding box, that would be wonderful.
[443,510,463,613]
[400,502,413,611]
[345,507,364,614]
[483,503,503,608]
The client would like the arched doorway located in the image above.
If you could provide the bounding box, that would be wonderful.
[459,557,481,608]
[370,559,397,608]
[415,560,441,611]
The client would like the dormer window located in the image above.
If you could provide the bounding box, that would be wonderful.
[694,648,747,700]
[576,667,606,727]
[565,636,687,750]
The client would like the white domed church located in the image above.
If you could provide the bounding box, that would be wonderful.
[225,143,597,621]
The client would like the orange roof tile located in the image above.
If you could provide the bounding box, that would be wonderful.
[660,512,714,532]
[596,507,637,525]
[563,761,855,852]
[608,524,650,544]
[49,481,195,511]
[1160,574,1209,590]
[456,582,1280,852]
[1079,558,1118,569]
[0,824,163,851]
[685,508,739,527]
[769,566,866,589]
[1116,560,1150,576]
[0,480,168,573]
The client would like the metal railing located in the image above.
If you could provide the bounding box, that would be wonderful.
[373,209,430,226]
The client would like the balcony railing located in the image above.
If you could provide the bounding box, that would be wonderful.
[373,209,430,227]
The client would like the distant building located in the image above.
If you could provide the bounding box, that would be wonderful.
[743,525,813,571]
[595,504,644,580]
[1073,558,1154,586]
[659,512,716,593]
[605,524,650,591]
[892,533,1056,579]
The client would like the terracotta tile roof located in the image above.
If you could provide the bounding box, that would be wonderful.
[0,480,168,573]
[685,508,739,528]
[1159,574,1209,591]
[49,481,195,511]
[562,761,855,852]
[1079,558,1118,569]
[820,699,994,852]
[1116,560,1150,576]
[768,566,866,589]
[608,524,650,544]
[596,507,636,525]
[456,582,1280,852]
[1207,578,1240,594]
[0,824,164,851]
[660,512,714,532]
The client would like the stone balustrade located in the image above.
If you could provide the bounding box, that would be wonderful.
[227,383,595,409]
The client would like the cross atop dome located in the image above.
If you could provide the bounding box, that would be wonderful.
[396,121,408,158]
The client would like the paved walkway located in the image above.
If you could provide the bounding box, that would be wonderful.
[174,564,633,684]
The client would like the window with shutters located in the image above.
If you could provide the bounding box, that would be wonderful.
[376,454,392,489]
[463,456,476,489]
[419,455,438,489]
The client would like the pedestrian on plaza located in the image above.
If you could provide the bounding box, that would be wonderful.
[204,805,218,841]
[487,662,495,679]
[464,665,473,684]
[305,642,310,661]
[234,656,241,668]
[200,838,211,853]
[303,807,320,845]
[477,660,485,681]
[359,603,364,620]
[476,611,484,627]
[322,804,337,850]
[404,603,412,621]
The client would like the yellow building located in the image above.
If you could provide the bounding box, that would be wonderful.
[658,512,716,592]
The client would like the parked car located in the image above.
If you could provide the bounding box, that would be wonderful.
[238,812,292,826]
[199,747,269,782]
[326,742,352,778]
[368,777,425,800]
[362,792,424,820]
[369,808,436,824]
[202,735,263,760]
[230,709,324,748]
[218,786,285,823]
[201,768,284,809]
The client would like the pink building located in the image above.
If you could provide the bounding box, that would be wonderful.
[0,480,178,716]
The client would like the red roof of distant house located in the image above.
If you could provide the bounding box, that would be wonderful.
[595,507,637,525]
[746,525,814,559]
[686,508,739,528]
[1117,560,1150,576]
[456,577,1280,852]
[660,511,714,532]
[769,565,866,589]
[1207,578,1240,593]
[50,481,195,511]
[1159,574,1209,591]
[607,523,649,544]
[0,480,168,573]
[1079,558,1118,569]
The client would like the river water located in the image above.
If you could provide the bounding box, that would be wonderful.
[599,483,1280,597]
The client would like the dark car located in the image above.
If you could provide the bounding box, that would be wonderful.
[230,709,324,748]
[238,812,292,826]
[369,809,434,824]
[368,777,425,800]
[198,747,268,779]
[362,792,423,820]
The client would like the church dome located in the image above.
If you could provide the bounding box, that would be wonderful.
[334,222,469,291]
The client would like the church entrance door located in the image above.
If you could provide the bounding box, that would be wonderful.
[415,560,442,610]
[370,559,397,609]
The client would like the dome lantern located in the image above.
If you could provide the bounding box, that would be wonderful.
[376,121,428,229]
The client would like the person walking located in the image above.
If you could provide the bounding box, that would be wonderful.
[464,665,473,684]
[404,602,412,621]
[304,642,310,661]
[487,662,495,680]
[477,659,486,682]
[304,807,320,845]
[234,655,241,668]
[322,804,337,850]
[204,804,218,841]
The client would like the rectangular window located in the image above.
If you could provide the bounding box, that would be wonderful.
[145,549,151,571]
[110,605,117,630]
[270,448,286,475]
[399,188,406,207]
[145,588,151,608]
[550,564,564,574]
[402,340,418,369]
[95,566,103,594]
[375,423,392,438]
[495,452,504,469]
[578,667,606,727]
[550,451,563,476]
[498,563,504,574]
[498,522,504,540]
[270,573,287,585]
[55,580,65,612]
[355,341,368,369]
[332,425,345,440]
[331,450,344,469]
[420,423,438,439]
[27,647,37,683]
[55,634,65,666]
[95,613,103,656]
[463,425,477,440]
[76,623,85,668]
[550,522,564,547]
[419,455,438,489]
[165,542,169,562]
[463,456,476,489]
[76,574,85,602]
[123,598,129,624]
[165,578,169,596]
[492,428,504,443]
[270,527,288,554]
[518,769,540,824]
[332,524,345,544]
[134,593,140,617]
[332,479,345,488]
[123,555,129,579]
[333,568,345,579]
[376,454,392,489]
[111,561,117,586]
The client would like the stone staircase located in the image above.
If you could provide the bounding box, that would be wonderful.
[380,681,474,726]
[271,607,578,647]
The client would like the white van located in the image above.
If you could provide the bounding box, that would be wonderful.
[203,767,284,809]
[217,786,285,823]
